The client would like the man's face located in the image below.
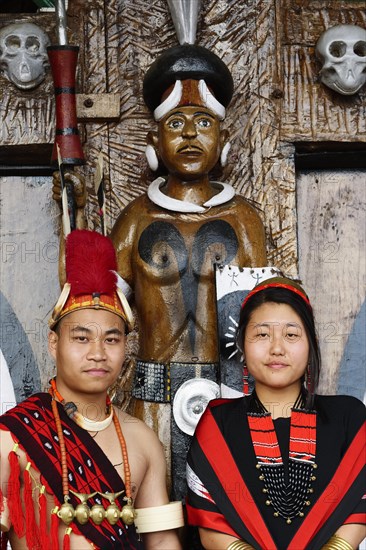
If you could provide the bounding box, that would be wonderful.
[48,308,126,406]
[157,105,223,180]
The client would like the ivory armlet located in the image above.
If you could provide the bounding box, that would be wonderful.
[134,501,184,533]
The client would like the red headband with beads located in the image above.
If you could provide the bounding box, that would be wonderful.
[241,279,312,310]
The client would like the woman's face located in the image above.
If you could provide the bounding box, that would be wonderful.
[243,302,309,395]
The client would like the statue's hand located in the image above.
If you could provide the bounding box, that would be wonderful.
[52,171,87,209]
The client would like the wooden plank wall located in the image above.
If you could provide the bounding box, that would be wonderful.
[297,170,365,395]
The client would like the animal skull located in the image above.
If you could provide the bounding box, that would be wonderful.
[316,24,366,95]
[0,22,50,90]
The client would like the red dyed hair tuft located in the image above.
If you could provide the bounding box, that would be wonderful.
[65,230,117,296]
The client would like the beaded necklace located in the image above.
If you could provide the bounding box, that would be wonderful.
[49,377,114,431]
[49,379,135,527]
[247,390,317,524]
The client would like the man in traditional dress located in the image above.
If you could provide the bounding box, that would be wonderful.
[0,230,183,550]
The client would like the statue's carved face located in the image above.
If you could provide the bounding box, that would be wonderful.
[0,22,50,90]
[157,105,224,180]
[316,24,366,95]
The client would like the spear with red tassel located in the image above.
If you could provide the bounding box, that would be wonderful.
[48,0,85,232]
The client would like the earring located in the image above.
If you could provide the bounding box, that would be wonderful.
[220,142,231,167]
[145,144,159,171]
[243,360,250,396]
[306,362,313,394]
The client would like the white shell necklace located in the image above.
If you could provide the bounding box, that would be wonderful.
[147,177,235,213]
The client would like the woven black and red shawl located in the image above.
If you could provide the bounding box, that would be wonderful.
[0,393,143,550]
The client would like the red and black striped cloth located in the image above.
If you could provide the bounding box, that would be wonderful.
[186,394,365,550]
[0,393,143,550]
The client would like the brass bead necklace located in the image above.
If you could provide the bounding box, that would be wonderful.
[49,380,135,528]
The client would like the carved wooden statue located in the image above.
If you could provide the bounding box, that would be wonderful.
[53,4,267,503]
[110,43,267,500]
[54,44,267,503]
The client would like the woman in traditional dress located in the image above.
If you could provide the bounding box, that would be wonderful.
[186,276,365,550]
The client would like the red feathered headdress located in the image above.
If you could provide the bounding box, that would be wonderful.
[49,230,133,331]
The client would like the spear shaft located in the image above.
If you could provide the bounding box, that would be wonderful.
[55,0,68,46]
[48,0,84,233]
[48,0,84,167]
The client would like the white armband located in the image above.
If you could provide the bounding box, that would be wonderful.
[134,501,184,533]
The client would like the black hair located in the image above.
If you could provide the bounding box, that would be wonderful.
[143,44,234,112]
[236,287,321,410]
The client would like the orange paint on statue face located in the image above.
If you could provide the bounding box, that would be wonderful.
[157,105,223,180]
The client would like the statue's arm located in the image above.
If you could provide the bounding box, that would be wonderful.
[236,200,267,266]
[110,203,140,289]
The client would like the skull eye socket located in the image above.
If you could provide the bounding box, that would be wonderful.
[329,41,346,58]
[4,35,21,53]
[354,41,366,57]
[25,36,41,53]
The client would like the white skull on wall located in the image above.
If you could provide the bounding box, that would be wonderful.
[0,22,50,90]
[316,24,366,95]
